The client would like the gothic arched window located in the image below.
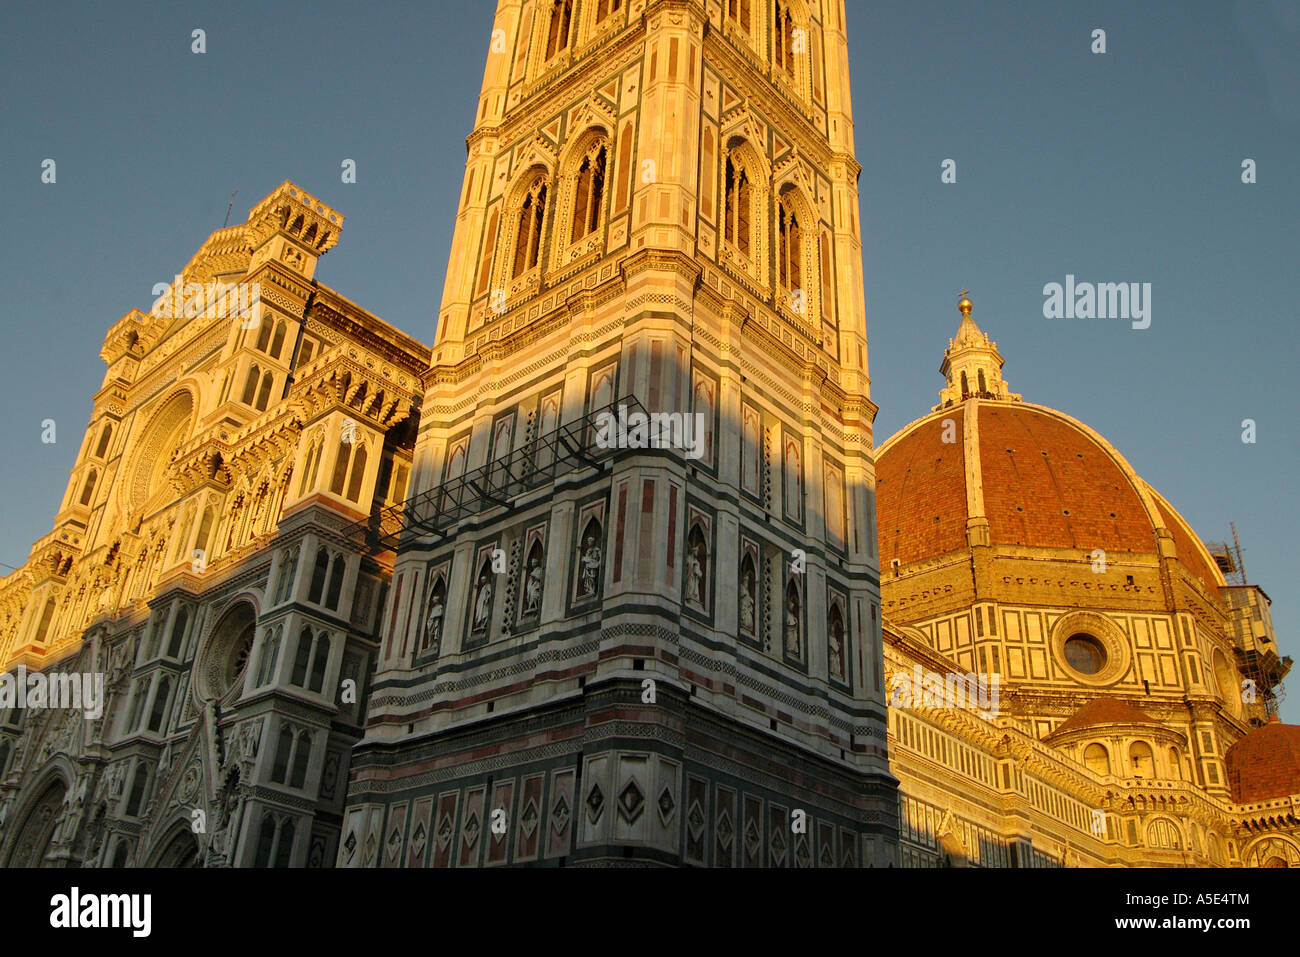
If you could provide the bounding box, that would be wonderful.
[512,182,548,277]
[727,0,752,31]
[291,628,314,686]
[124,763,149,817]
[271,726,293,783]
[33,597,56,645]
[595,0,622,25]
[270,321,286,359]
[79,469,97,506]
[166,607,187,658]
[570,143,607,243]
[545,0,573,60]
[255,315,273,353]
[241,364,260,405]
[324,555,346,610]
[774,1,797,79]
[330,438,352,495]
[308,633,331,692]
[94,422,113,458]
[345,443,367,503]
[475,208,500,298]
[255,370,274,411]
[778,193,802,296]
[290,732,311,788]
[258,628,282,686]
[274,819,295,867]
[254,816,277,866]
[147,677,171,732]
[724,153,752,254]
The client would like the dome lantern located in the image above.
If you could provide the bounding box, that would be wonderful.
[935,292,1022,410]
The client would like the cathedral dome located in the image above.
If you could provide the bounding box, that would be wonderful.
[1225,722,1300,803]
[876,298,1224,593]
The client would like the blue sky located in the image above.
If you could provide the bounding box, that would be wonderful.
[1,1,1296,716]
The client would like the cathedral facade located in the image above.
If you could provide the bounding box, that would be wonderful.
[0,182,426,866]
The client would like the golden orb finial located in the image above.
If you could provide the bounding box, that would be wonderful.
[958,290,973,315]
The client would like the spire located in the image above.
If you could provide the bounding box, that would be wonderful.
[934,292,1021,410]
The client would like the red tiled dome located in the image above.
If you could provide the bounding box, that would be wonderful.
[876,401,1223,594]
[1225,722,1300,803]
[1048,698,1163,738]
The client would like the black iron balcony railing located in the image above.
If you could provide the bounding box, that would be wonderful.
[343,396,652,553]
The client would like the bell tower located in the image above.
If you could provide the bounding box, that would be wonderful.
[341,0,897,867]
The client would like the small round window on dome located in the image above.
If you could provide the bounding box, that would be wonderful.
[1064,634,1107,675]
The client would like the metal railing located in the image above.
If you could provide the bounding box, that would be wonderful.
[343,396,651,553]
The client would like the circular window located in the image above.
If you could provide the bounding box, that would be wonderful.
[1050,611,1129,687]
[198,602,258,700]
[1064,634,1107,675]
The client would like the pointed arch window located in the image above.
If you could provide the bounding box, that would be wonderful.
[724,153,752,254]
[270,321,286,359]
[79,469,98,506]
[195,506,215,560]
[32,596,56,645]
[308,635,330,692]
[291,628,314,686]
[325,555,346,611]
[271,726,294,783]
[345,443,367,502]
[124,763,150,817]
[474,208,500,298]
[254,816,277,866]
[778,193,802,294]
[330,438,352,495]
[255,371,274,412]
[727,0,752,31]
[308,548,329,604]
[255,316,273,352]
[570,143,607,243]
[166,607,188,658]
[595,0,622,25]
[298,436,322,497]
[147,677,171,732]
[241,365,260,405]
[258,627,282,685]
[290,732,312,788]
[774,1,797,79]
[545,0,573,60]
[512,182,548,277]
[94,422,113,458]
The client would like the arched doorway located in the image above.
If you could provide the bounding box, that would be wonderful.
[151,826,202,867]
[5,780,65,867]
